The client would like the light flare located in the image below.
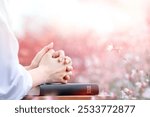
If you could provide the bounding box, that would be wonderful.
[9,0,150,39]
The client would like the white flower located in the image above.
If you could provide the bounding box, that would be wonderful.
[135,82,142,88]
[142,88,150,99]
[124,88,129,93]
[107,44,113,51]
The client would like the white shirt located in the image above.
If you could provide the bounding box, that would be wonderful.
[0,0,32,99]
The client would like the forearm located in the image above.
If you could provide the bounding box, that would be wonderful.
[0,63,33,99]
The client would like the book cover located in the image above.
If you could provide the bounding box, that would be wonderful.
[40,83,99,96]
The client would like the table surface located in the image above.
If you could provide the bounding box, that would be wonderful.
[23,95,117,100]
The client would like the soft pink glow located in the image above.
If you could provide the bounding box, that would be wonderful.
[16,0,150,99]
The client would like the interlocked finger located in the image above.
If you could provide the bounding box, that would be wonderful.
[64,56,72,65]
[52,50,65,58]
[66,66,73,72]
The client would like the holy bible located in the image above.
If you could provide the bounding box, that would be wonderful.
[40,83,99,96]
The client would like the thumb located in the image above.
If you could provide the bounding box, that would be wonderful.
[31,42,54,68]
[45,42,54,50]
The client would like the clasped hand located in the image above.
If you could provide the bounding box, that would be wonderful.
[26,42,73,88]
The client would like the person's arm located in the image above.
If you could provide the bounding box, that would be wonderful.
[0,0,73,99]
[0,17,72,99]
[0,9,33,100]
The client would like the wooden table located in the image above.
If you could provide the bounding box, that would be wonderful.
[23,95,117,100]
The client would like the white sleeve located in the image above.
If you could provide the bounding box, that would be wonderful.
[0,1,32,100]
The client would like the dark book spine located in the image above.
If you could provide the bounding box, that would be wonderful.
[40,83,99,96]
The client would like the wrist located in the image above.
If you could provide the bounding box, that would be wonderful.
[25,65,31,70]
[25,64,36,70]
[28,66,49,87]
[27,87,40,95]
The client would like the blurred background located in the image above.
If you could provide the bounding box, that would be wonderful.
[9,0,150,99]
